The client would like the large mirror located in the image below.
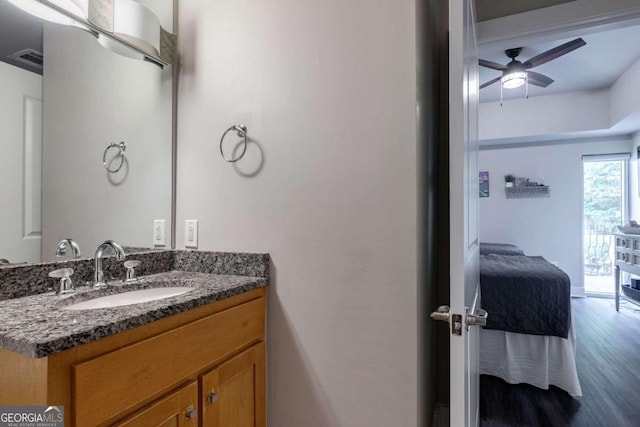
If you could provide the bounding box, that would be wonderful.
[0,0,175,265]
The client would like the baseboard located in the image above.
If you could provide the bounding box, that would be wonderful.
[585,292,615,299]
[571,286,586,298]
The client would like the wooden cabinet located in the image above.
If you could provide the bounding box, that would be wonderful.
[200,342,266,427]
[0,288,266,427]
[115,382,198,427]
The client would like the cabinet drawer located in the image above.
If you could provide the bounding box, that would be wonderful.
[617,251,632,264]
[73,297,265,426]
[617,237,633,249]
[113,381,198,427]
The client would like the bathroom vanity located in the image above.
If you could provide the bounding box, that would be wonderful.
[0,250,268,427]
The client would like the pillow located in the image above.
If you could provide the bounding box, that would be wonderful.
[479,242,525,256]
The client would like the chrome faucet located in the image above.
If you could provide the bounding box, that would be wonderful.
[94,240,126,287]
[55,239,82,259]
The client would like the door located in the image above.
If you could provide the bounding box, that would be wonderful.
[582,154,629,295]
[445,0,482,425]
[114,382,198,427]
[200,342,266,427]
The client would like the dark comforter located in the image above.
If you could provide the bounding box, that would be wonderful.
[480,254,571,338]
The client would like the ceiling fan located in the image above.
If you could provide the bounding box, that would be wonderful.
[479,38,586,90]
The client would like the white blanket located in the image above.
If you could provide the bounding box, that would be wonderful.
[480,322,582,396]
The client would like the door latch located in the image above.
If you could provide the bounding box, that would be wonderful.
[430,305,450,322]
[431,305,487,335]
[466,308,488,331]
[430,305,462,336]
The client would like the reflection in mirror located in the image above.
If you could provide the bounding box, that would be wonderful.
[0,0,174,265]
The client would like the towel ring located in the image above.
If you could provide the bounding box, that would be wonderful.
[103,142,126,173]
[220,124,248,163]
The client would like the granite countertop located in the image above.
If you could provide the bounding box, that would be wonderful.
[0,270,267,358]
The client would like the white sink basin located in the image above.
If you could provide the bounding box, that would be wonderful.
[64,287,194,310]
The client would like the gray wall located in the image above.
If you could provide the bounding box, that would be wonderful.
[177,0,418,425]
[41,22,173,259]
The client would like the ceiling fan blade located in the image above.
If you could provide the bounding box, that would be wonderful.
[480,76,501,89]
[479,59,507,71]
[523,38,586,69]
[527,71,554,88]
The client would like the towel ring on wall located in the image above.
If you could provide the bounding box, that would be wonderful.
[219,124,248,163]
[103,141,126,173]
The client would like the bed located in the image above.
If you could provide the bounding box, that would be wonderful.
[478,245,582,396]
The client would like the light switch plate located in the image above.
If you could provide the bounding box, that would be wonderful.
[185,220,198,248]
[153,220,166,246]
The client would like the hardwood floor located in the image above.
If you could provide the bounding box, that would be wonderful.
[480,297,640,426]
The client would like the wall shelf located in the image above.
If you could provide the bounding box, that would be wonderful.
[505,186,550,199]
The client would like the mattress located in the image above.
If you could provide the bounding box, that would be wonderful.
[480,254,571,338]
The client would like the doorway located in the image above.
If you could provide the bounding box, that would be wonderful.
[582,154,629,295]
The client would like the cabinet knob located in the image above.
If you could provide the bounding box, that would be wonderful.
[207,393,218,404]
[185,406,197,419]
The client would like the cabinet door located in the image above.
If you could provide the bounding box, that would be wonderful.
[201,342,266,427]
[114,382,199,427]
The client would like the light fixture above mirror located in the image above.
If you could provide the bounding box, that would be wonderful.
[7,0,176,67]
[7,0,87,26]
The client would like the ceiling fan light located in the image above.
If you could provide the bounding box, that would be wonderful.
[501,71,527,89]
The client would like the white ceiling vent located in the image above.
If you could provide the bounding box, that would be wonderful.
[8,48,43,71]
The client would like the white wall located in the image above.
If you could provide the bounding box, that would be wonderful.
[41,20,173,260]
[0,62,42,264]
[610,56,640,126]
[177,0,417,425]
[480,90,610,142]
[479,138,632,294]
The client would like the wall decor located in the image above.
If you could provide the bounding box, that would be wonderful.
[505,186,550,199]
[479,171,489,197]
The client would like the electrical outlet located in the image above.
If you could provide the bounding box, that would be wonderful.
[185,220,198,248]
[153,220,166,246]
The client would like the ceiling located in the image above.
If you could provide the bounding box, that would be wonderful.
[479,23,640,103]
[476,0,575,23]
[0,1,44,74]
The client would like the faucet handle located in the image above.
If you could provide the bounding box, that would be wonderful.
[49,268,75,295]
[124,260,142,282]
